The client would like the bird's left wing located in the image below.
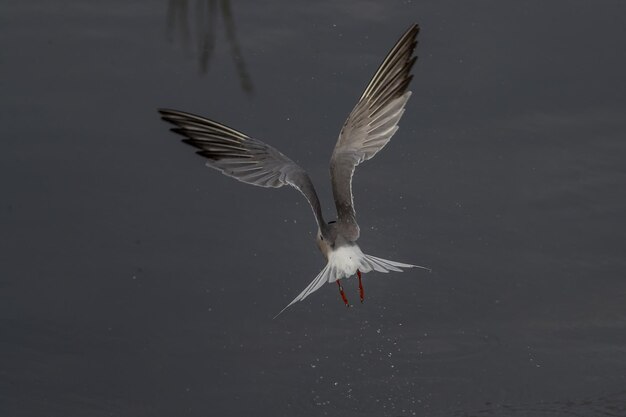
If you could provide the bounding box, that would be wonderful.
[159,109,325,227]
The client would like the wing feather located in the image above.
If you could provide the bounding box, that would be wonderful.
[330,24,419,239]
[159,109,325,227]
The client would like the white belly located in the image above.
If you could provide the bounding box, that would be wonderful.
[326,244,372,282]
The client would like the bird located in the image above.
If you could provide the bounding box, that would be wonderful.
[158,23,429,316]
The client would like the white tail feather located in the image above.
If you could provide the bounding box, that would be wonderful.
[362,254,430,273]
[273,247,430,318]
[273,264,332,319]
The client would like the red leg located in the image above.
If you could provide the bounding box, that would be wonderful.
[336,280,349,307]
[357,269,364,303]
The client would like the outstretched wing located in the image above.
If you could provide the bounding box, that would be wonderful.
[159,108,325,227]
[330,24,419,239]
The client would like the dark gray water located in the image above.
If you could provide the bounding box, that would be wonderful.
[2,1,626,416]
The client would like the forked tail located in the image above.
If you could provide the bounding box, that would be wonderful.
[273,253,430,318]
[361,254,430,274]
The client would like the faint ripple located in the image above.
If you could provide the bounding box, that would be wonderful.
[452,390,626,417]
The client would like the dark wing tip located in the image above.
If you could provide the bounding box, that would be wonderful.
[158,108,187,128]
[359,23,420,102]
[158,108,181,121]
[406,23,420,37]
[399,24,420,48]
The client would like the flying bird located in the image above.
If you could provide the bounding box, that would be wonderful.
[158,24,428,316]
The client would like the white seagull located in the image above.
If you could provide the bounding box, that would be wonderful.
[158,24,429,316]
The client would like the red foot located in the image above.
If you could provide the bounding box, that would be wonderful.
[336,280,349,307]
[357,269,364,303]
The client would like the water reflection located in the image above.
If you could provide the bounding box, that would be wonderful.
[166,0,254,94]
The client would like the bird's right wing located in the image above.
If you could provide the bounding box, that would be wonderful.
[330,24,419,239]
[159,109,325,227]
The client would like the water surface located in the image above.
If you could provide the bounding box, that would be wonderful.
[1,1,625,416]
